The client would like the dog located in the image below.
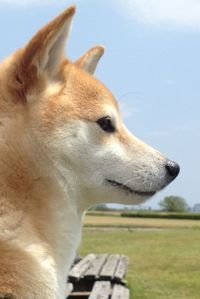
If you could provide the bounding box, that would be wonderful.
[0,6,180,299]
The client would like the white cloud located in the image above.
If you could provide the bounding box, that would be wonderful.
[2,0,200,30]
[119,101,140,120]
[0,0,43,4]
[149,123,200,138]
[0,0,44,6]
[0,0,66,6]
[117,0,200,30]
[165,79,175,86]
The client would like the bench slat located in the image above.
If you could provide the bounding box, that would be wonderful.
[85,254,108,279]
[111,284,130,299]
[114,255,129,283]
[67,291,90,297]
[68,254,96,281]
[88,281,111,299]
[100,255,120,280]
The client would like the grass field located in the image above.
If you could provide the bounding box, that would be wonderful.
[80,216,200,299]
[85,214,200,229]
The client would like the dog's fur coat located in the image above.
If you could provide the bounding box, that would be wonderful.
[0,6,179,299]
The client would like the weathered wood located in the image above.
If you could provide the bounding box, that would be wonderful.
[67,254,130,298]
[100,255,120,280]
[111,284,130,299]
[69,254,96,282]
[88,281,111,299]
[114,255,129,283]
[68,291,90,297]
[85,254,108,279]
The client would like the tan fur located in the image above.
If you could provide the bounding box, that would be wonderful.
[75,46,105,74]
[0,6,179,299]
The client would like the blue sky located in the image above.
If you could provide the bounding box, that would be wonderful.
[0,0,199,209]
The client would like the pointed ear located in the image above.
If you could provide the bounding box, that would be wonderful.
[75,46,105,75]
[17,6,76,95]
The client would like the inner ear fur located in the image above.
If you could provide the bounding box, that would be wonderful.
[75,46,105,75]
[16,6,76,98]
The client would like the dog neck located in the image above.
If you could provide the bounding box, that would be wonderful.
[0,128,84,298]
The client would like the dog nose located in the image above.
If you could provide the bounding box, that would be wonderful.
[165,160,180,178]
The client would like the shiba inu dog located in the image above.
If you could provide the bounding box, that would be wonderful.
[0,6,180,299]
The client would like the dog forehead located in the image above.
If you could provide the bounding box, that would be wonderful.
[63,64,119,118]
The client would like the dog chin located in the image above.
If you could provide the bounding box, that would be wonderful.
[105,179,156,198]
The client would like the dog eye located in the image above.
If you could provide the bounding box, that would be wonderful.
[97,116,115,133]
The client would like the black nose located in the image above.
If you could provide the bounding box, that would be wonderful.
[165,160,180,178]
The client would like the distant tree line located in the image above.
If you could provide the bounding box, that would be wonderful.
[89,204,110,211]
[159,196,189,212]
[89,196,191,213]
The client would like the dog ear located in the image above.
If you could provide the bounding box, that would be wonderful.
[16,6,76,97]
[75,46,105,75]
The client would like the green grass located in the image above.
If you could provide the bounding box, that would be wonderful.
[80,228,200,299]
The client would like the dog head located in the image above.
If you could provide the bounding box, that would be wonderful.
[0,7,180,210]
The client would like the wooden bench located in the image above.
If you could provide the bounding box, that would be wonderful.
[66,254,130,299]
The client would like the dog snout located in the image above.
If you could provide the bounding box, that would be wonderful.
[165,160,180,179]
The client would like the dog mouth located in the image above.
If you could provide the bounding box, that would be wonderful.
[106,179,156,197]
